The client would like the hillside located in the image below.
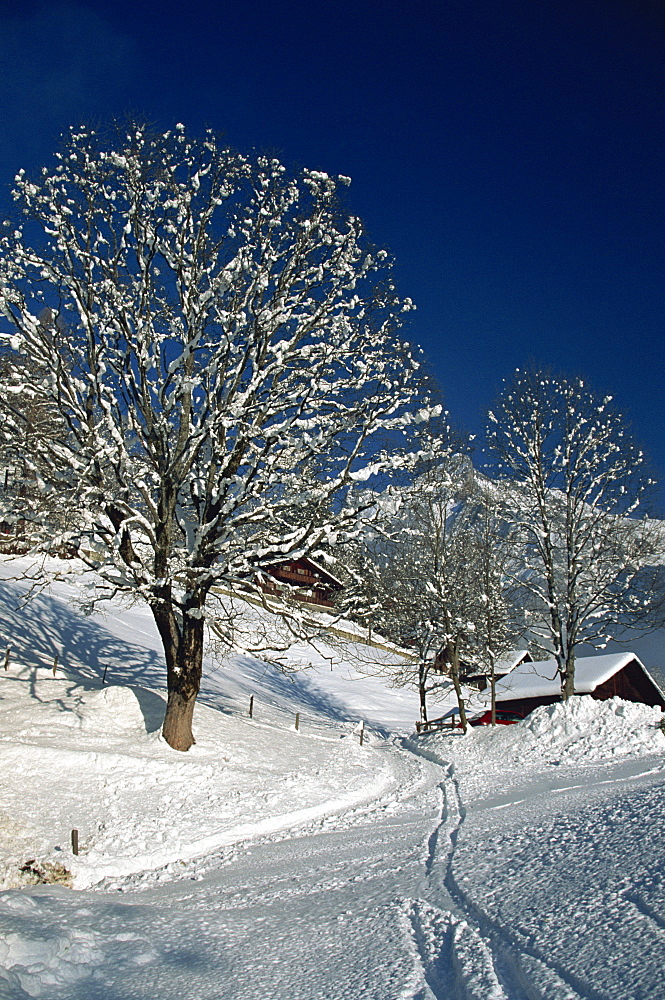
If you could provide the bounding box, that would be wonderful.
[0,556,423,892]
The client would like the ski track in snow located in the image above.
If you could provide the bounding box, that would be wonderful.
[2,727,664,1000]
[402,727,665,1000]
[399,744,518,1000]
[0,746,446,1000]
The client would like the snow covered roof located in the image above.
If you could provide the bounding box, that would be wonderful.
[302,556,345,589]
[495,652,656,700]
[492,649,531,676]
[464,649,530,680]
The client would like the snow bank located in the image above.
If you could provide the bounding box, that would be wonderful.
[78,685,148,731]
[476,694,663,769]
[417,694,665,826]
[426,695,663,771]
[523,694,663,759]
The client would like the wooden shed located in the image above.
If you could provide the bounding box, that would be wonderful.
[494,652,665,717]
[464,649,533,691]
[261,557,344,608]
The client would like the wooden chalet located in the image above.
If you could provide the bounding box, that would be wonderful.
[0,515,29,554]
[493,652,665,717]
[260,557,344,609]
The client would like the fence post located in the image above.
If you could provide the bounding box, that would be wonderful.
[71,829,79,856]
[359,721,365,746]
[3,647,9,671]
[249,695,254,719]
[295,712,300,731]
[52,653,58,677]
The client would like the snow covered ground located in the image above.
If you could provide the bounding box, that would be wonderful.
[416,700,665,999]
[0,558,422,893]
[0,557,664,999]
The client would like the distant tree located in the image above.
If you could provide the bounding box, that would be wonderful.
[342,443,526,729]
[0,122,433,750]
[454,478,527,724]
[487,369,664,700]
[0,344,78,549]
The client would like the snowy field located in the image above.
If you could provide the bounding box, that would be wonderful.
[0,558,664,999]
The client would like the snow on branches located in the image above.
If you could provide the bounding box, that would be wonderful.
[487,368,663,699]
[0,123,432,749]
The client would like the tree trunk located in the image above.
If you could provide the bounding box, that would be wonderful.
[152,591,205,752]
[419,662,428,724]
[161,612,204,751]
[448,638,468,733]
[490,663,496,726]
[560,651,575,701]
[162,683,199,752]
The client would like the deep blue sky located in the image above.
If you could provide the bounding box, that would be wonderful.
[1,1,664,503]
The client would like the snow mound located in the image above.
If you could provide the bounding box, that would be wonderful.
[428,696,664,778]
[0,891,157,999]
[523,696,663,761]
[79,685,146,732]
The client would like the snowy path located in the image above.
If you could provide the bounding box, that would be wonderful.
[414,722,665,1000]
[2,734,665,998]
[1,561,664,999]
[447,755,665,1000]
[0,732,534,1000]
[0,743,449,999]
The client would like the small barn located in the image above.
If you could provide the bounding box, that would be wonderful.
[494,652,665,717]
[431,649,532,681]
[464,649,533,691]
[261,557,344,608]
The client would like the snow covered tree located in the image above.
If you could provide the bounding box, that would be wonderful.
[0,343,78,550]
[458,480,526,724]
[487,369,664,700]
[342,442,526,729]
[0,122,433,750]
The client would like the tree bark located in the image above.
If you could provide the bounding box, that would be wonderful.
[447,638,468,733]
[560,651,576,701]
[162,683,199,752]
[161,612,205,751]
[152,590,206,752]
[418,662,429,724]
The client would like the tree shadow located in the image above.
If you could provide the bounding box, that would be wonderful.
[0,577,165,695]
[217,652,363,725]
[0,573,369,731]
[127,686,166,733]
[0,888,213,1000]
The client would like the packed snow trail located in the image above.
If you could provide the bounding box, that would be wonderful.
[418,703,665,1000]
[2,727,665,999]
[0,744,451,1000]
[447,755,665,1000]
